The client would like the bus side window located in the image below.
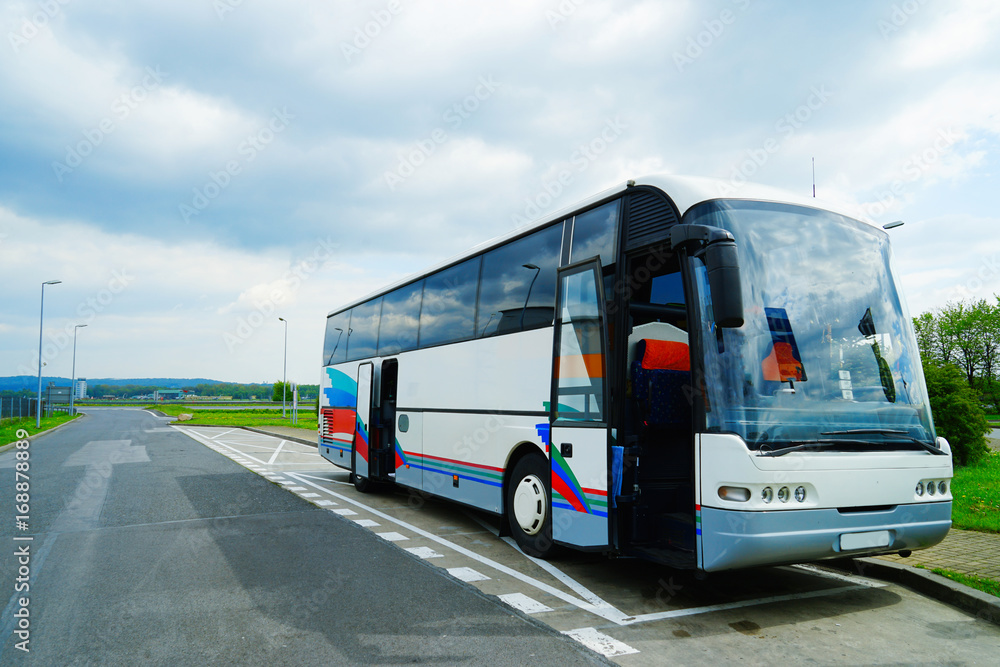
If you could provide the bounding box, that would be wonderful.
[346,297,382,361]
[570,200,620,267]
[323,309,351,366]
[378,280,423,356]
[477,223,561,337]
[418,256,480,348]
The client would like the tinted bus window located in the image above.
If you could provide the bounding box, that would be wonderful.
[378,280,423,356]
[323,309,351,366]
[346,297,381,361]
[418,257,481,348]
[477,223,561,337]
[571,200,620,267]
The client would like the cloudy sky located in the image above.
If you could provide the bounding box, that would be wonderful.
[2,0,999,385]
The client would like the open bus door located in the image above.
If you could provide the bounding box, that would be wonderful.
[549,260,611,549]
[352,362,374,490]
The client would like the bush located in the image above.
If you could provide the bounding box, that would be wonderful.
[922,360,990,466]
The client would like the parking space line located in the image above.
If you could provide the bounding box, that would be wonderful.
[267,440,287,464]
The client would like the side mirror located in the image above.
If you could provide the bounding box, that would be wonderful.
[671,224,745,328]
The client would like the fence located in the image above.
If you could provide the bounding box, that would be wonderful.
[0,396,38,422]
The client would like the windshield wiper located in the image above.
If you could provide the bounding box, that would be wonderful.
[821,429,946,456]
[758,439,869,457]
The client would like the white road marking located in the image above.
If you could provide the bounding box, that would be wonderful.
[267,440,287,464]
[285,486,308,491]
[499,593,552,614]
[354,519,380,527]
[315,500,337,507]
[448,567,490,583]
[299,492,321,498]
[562,628,639,657]
[377,532,409,542]
[406,546,443,559]
[331,508,357,516]
[789,563,886,588]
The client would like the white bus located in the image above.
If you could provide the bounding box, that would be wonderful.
[319,175,952,571]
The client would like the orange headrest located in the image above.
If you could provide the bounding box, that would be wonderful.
[640,339,690,371]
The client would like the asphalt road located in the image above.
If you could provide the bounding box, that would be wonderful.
[0,408,609,665]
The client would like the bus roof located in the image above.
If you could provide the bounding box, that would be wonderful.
[326,174,875,317]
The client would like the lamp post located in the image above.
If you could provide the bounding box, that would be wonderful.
[278,317,288,418]
[37,279,61,428]
[70,324,87,416]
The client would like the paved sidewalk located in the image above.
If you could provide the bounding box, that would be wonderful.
[878,528,1000,582]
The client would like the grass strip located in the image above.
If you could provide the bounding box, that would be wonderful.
[918,566,1000,598]
[951,452,1000,534]
[147,404,318,431]
[1,413,80,447]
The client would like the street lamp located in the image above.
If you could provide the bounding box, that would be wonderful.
[70,324,87,416]
[278,317,288,418]
[37,279,61,428]
[883,220,904,230]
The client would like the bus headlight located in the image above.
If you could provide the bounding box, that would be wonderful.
[794,486,806,503]
[927,482,936,496]
[938,481,947,495]
[777,486,790,503]
[761,487,774,503]
[915,482,924,496]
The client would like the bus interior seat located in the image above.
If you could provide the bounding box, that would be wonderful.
[631,338,691,427]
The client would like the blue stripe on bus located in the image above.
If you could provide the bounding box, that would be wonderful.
[412,464,504,488]
[552,500,608,517]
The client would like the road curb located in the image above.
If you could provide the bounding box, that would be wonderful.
[0,412,86,452]
[824,557,1000,626]
[242,426,318,448]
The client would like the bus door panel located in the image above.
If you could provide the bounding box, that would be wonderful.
[353,362,374,481]
[550,260,611,549]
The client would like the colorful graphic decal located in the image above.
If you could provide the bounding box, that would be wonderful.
[695,504,702,536]
[354,414,369,462]
[535,423,550,451]
[397,450,503,488]
[550,446,607,518]
[320,368,358,454]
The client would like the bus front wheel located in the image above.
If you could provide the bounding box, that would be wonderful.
[506,454,556,558]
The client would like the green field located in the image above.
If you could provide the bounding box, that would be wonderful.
[147,405,318,432]
[951,451,1000,534]
[0,413,80,448]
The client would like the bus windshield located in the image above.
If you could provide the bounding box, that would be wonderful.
[686,200,936,450]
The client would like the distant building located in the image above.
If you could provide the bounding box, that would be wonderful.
[153,389,183,401]
[74,378,87,400]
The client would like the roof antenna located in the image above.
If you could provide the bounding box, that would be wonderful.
[811,157,816,198]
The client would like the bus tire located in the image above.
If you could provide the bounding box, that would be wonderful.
[352,472,372,493]
[506,454,556,558]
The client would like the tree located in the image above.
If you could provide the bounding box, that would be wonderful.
[922,359,990,466]
[272,381,290,403]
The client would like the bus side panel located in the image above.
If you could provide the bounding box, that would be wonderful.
[419,412,505,513]
[319,366,359,466]
[393,411,422,490]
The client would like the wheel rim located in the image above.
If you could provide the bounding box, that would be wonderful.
[512,473,546,535]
